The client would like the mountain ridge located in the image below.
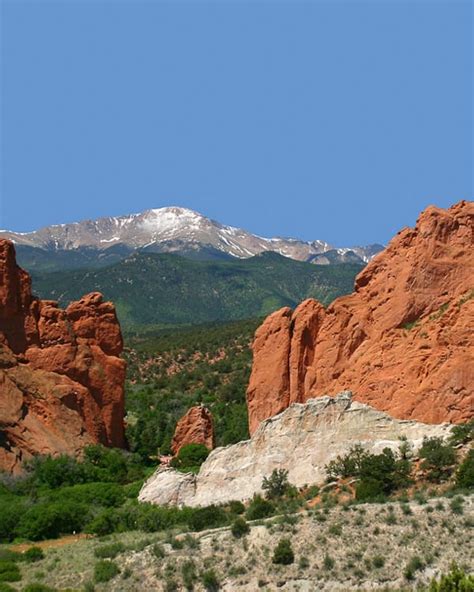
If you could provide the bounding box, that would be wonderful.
[0,206,383,268]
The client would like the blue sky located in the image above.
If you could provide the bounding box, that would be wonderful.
[1,1,472,246]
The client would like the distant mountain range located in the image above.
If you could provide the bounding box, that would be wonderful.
[0,207,383,271]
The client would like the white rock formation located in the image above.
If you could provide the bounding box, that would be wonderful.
[138,392,453,507]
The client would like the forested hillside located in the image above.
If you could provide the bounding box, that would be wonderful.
[30,252,362,328]
[124,319,260,459]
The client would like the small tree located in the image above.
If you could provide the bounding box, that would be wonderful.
[272,538,294,565]
[262,469,290,499]
[231,517,249,538]
[419,437,456,482]
[455,449,474,489]
[170,444,209,473]
[245,495,275,520]
[428,562,474,591]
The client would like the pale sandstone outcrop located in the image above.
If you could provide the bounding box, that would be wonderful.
[138,392,453,507]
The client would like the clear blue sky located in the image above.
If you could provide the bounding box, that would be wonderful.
[1,1,472,246]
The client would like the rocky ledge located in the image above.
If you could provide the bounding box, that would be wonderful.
[138,392,452,507]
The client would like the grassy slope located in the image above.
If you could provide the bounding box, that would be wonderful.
[30,251,362,327]
[7,495,473,591]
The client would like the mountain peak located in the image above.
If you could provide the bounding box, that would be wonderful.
[0,207,384,266]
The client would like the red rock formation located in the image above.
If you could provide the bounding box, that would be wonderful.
[0,239,126,473]
[171,405,214,455]
[247,200,474,434]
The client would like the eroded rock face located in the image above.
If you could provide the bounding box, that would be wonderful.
[0,240,126,473]
[171,405,214,455]
[247,201,474,434]
[138,392,453,507]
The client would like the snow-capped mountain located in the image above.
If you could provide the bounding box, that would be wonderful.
[0,207,383,265]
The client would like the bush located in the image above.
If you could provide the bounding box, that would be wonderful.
[355,478,385,502]
[323,554,335,570]
[429,562,474,591]
[22,547,44,563]
[450,496,464,515]
[201,569,219,591]
[170,444,209,473]
[419,437,456,482]
[188,506,228,532]
[272,538,294,565]
[327,446,411,499]
[455,449,474,489]
[449,420,474,446]
[94,542,125,559]
[22,585,56,592]
[246,495,275,520]
[231,517,250,538]
[93,560,120,583]
[0,498,27,543]
[18,501,88,540]
[181,560,197,591]
[262,469,290,499]
[404,555,424,580]
[0,583,15,592]
[228,500,245,515]
[0,561,21,582]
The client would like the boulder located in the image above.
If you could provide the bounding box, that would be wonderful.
[171,405,214,455]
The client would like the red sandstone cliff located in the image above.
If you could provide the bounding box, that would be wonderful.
[247,200,474,434]
[171,405,214,455]
[0,240,126,473]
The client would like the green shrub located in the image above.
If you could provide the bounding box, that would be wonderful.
[262,469,290,499]
[22,547,44,563]
[228,501,245,515]
[419,437,456,482]
[455,449,474,489]
[372,556,385,569]
[355,478,385,502]
[0,498,27,543]
[298,556,310,569]
[0,561,21,582]
[450,496,464,515]
[0,583,15,592]
[85,508,119,536]
[152,543,166,559]
[404,555,424,580]
[327,446,411,499]
[272,538,294,565]
[201,569,219,591]
[246,495,275,520]
[93,560,120,583]
[181,560,197,591]
[188,506,228,532]
[429,562,474,591]
[18,501,88,540]
[49,482,125,508]
[170,444,209,473]
[231,517,250,538]
[94,542,125,559]
[22,585,56,592]
[449,420,474,446]
[323,554,335,570]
